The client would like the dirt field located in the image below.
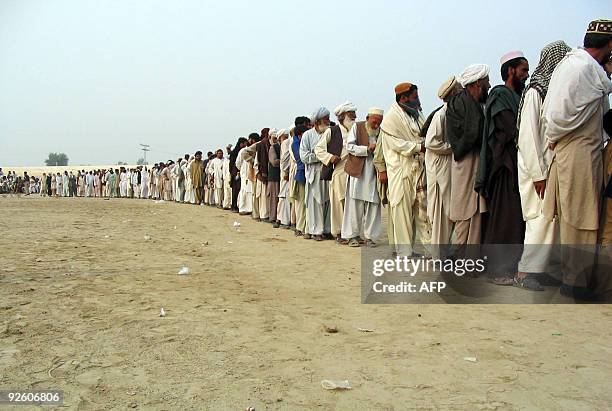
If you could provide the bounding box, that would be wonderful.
[1,195,611,410]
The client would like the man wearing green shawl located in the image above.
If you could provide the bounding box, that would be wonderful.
[476,51,530,286]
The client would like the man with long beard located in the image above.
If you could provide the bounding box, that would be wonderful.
[316,101,357,243]
[343,107,384,247]
[446,65,490,249]
[380,83,431,256]
[300,108,332,241]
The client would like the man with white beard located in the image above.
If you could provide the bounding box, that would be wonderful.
[222,147,232,209]
[343,107,385,247]
[300,107,332,241]
[380,82,431,256]
[236,133,258,214]
[315,101,356,243]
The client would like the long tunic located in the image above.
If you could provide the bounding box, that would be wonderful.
[315,123,350,202]
[300,128,328,204]
[346,123,379,204]
[425,104,452,221]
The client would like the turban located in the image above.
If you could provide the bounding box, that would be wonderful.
[367,107,384,116]
[277,128,288,137]
[313,107,330,121]
[269,128,278,138]
[500,50,525,65]
[587,19,612,34]
[333,101,357,117]
[438,76,458,100]
[394,82,413,95]
[457,64,490,87]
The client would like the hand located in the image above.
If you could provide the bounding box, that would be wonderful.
[368,143,377,153]
[533,180,546,199]
[283,175,289,181]
[378,171,388,184]
[330,155,340,165]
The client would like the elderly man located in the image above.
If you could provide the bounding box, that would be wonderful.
[315,101,356,243]
[543,19,612,299]
[342,107,384,247]
[446,65,490,248]
[423,76,463,257]
[380,83,431,256]
[514,41,572,290]
[300,108,332,241]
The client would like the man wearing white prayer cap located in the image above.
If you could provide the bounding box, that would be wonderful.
[342,107,385,246]
[315,101,357,243]
[422,76,462,257]
[445,65,490,250]
[300,107,332,241]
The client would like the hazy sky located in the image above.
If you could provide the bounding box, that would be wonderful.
[0,0,609,166]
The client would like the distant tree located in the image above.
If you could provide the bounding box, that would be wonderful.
[44,152,69,166]
[136,157,147,165]
[117,161,127,165]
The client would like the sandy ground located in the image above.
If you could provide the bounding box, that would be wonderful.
[1,195,611,410]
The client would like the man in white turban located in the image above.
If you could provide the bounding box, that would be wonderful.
[380,83,431,256]
[342,107,385,246]
[445,64,490,250]
[300,107,332,241]
[276,129,292,228]
[315,101,357,243]
[423,76,463,257]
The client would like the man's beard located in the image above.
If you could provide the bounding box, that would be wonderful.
[512,76,526,93]
[479,86,489,103]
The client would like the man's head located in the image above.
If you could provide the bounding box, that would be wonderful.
[395,82,421,112]
[584,19,612,65]
[216,149,223,159]
[366,107,384,130]
[195,151,202,160]
[294,125,309,138]
[248,132,260,145]
[458,64,491,103]
[313,107,331,133]
[207,151,213,159]
[277,129,288,143]
[333,101,358,130]
[226,144,232,155]
[438,76,463,103]
[500,51,529,93]
[294,116,310,128]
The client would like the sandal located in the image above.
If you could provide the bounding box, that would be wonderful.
[490,276,514,286]
[364,239,377,248]
[513,275,544,291]
[336,237,349,245]
[348,238,361,247]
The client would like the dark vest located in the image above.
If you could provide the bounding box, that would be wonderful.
[345,121,371,178]
[268,143,281,182]
[320,125,344,181]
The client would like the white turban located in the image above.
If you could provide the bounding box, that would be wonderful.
[457,64,490,87]
[269,128,278,138]
[333,101,357,117]
[277,128,288,137]
[313,107,330,121]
